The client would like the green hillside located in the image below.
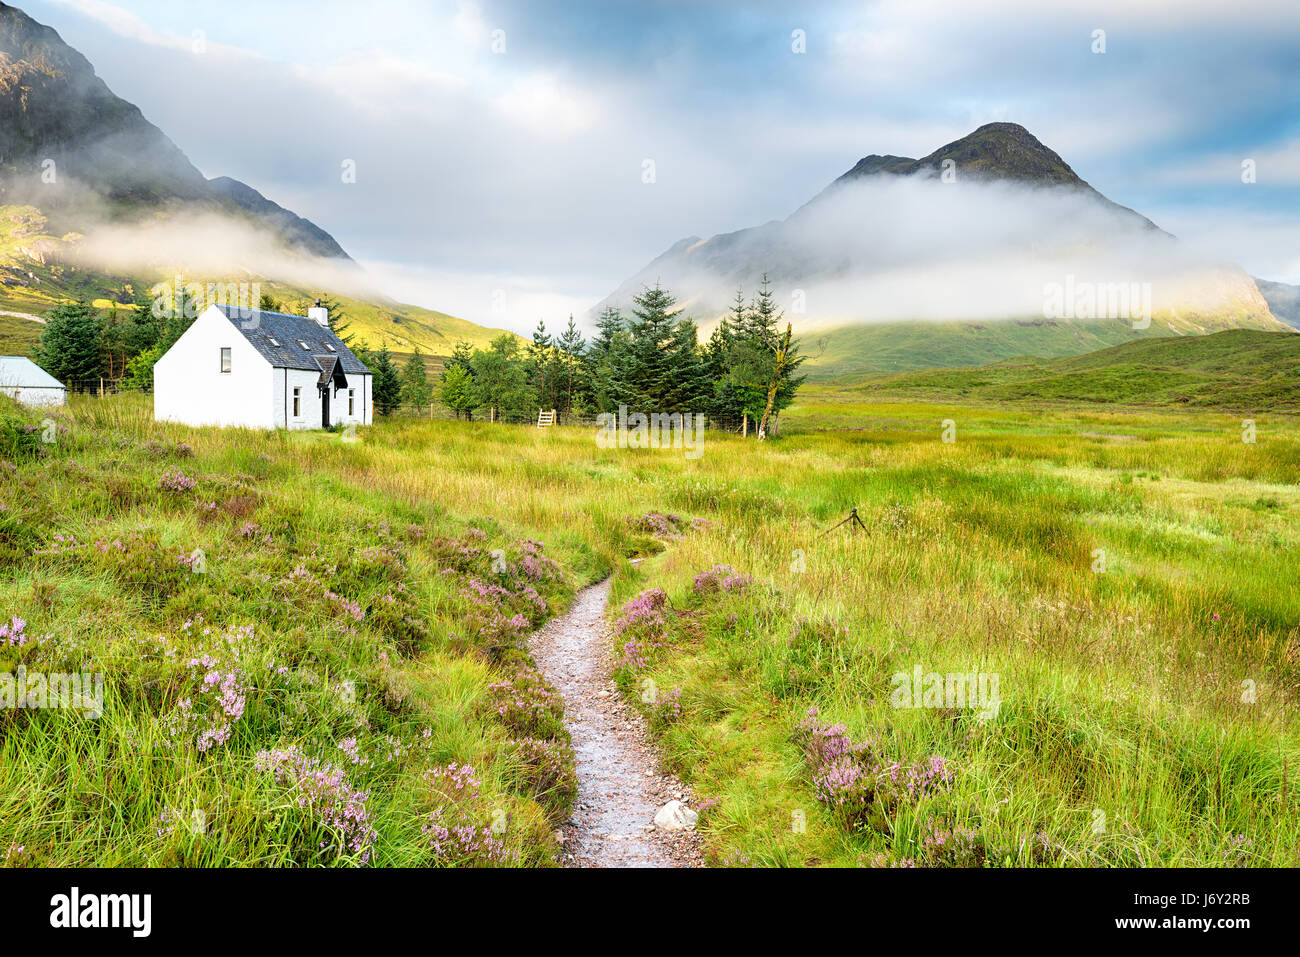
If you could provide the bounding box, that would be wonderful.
[801,317,1175,380]
[0,205,517,359]
[843,328,1300,411]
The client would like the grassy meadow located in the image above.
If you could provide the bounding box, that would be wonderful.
[1,387,1297,867]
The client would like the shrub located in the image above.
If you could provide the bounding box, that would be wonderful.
[487,666,566,739]
[509,736,577,824]
[692,563,751,595]
[421,764,510,866]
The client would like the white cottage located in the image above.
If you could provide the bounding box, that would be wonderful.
[154,302,373,429]
[0,356,66,407]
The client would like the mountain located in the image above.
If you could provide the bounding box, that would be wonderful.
[840,328,1300,413]
[0,1,347,257]
[0,2,521,359]
[820,123,1163,231]
[207,177,350,261]
[1255,278,1300,330]
[597,122,1289,371]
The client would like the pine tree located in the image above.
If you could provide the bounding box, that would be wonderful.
[704,289,745,422]
[34,301,101,384]
[443,340,475,377]
[556,315,588,419]
[590,307,624,357]
[588,307,630,412]
[626,284,682,410]
[663,316,708,410]
[527,320,554,413]
[96,308,129,380]
[743,273,781,349]
[400,349,433,411]
[125,288,160,356]
[368,344,403,415]
[727,275,806,439]
[319,297,355,347]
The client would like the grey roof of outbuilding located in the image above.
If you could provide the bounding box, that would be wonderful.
[0,356,64,389]
[215,305,371,375]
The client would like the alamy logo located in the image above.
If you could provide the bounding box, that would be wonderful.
[890,665,1001,721]
[1043,274,1152,329]
[1,666,103,718]
[50,888,151,937]
[150,276,263,326]
[595,404,705,459]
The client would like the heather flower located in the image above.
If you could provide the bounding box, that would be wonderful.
[921,824,985,867]
[256,746,378,864]
[792,710,955,828]
[159,470,196,493]
[613,588,669,636]
[1223,834,1253,866]
[629,512,694,539]
[692,564,752,595]
[0,616,28,648]
[488,667,565,738]
[421,763,510,866]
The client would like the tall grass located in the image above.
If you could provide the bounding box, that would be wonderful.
[1,391,1296,866]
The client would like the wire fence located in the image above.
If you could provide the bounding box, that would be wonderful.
[65,378,136,396]
[64,386,780,435]
[409,407,770,434]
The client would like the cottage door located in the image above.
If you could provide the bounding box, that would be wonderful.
[321,387,330,427]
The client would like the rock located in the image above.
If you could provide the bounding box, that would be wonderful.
[554,830,565,843]
[653,800,698,831]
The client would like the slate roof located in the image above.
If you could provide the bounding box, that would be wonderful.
[215,305,371,375]
[0,356,65,389]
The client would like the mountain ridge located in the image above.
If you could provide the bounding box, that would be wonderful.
[595,121,1286,372]
[0,1,349,259]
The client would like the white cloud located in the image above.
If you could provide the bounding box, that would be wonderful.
[1156,140,1300,187]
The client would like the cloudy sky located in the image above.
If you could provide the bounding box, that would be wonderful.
[27,0,1300,332]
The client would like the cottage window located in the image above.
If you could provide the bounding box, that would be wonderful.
[292,387,301,418]
[324,343,337,352]
[266,336,281,347]
[220,347,231,373]
[348,389,355,415]
[297,340,309,351]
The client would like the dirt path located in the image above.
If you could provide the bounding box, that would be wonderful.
[529,578,702,868]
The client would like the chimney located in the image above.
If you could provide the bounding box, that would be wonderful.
[308,298,329,327]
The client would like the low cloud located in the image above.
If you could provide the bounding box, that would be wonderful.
[599,173,1270,325]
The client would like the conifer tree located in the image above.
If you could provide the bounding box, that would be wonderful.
[527,319,555,413]
[368,344,403,415]
[704,288,745,422]
[626,284,681,409]
[588,307,631,412]
[400,349,433,411]
[319,297,356,347]
[34,301,101,384]
[556,315,588,419]
[444,340,475,377]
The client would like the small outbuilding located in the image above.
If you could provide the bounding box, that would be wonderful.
[0,356,67,407]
